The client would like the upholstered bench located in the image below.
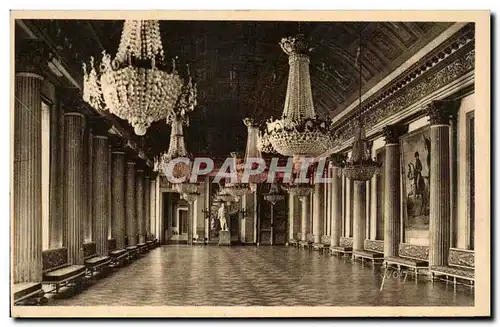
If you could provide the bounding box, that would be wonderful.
[107,238,127,267]
[42,248,85,295]
[137,242,148,255]
[353,240,385,265]
[384,243,429,277]
[83,242,111,279]
[288,239,299,247]
[13,282,46,305]
[329,237,353,256]
[430,248,475,287]
[299,234,314,250]
[146,240,154,250]
[312,235,331,253]
[126,245,139,260]
[353,250,384,264]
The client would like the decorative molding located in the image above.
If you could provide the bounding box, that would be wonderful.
[382,124,409,144]
[328,24,475,151]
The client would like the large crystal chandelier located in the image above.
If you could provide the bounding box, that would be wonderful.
[82,20,196,136]
[261,33,334,158]
[342,24,381,182]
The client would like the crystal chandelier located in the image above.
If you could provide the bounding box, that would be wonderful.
[154,115,192,180]
[82,20,196,136]
[223,152,252,199]
[264,183,285,205]
[342,24,381,182]
[262,33,334,159]
[243,118,267,192]
[181,192,199,203]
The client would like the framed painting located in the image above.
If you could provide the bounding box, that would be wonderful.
[400,126,431,244]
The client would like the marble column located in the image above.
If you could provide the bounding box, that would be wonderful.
[136,169,145,244]
[312,183,324,244]
[329,154,345,247]
[449,112,458,247]
[150,178,157,239]
[144,174,151,240]
[85,128,94,242]
[126,162,137,246]
[427,100,459,266]
[300,195,310,241]
[288,194,297,242]
[369,174,378,240]
[111,151,126,249]
[382,124,408,257]
[92,136,109,256]
[13,68,44,283]
[64,113,86,265]
[352,181,367,251]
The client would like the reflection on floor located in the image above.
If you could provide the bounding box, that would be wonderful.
[48,246,474,306]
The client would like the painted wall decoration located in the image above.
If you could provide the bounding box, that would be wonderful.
[400,126,431,236]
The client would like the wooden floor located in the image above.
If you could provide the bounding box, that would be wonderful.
[46,246,474,306]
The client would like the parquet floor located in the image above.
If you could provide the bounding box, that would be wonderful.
[48,246,474,306]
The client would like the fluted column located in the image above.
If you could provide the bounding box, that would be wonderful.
[427,100,459,266]
[329,154,345,247]
[63,113,86,265]
[150,178,157,239]
[352,181,367,251]
[126,162,137,246]
[144,174,151,240]
[136,169,145,244]
[383,124,408,257]
[300,195,310,241]
[112,151,126,249]
[288,194,296,242]
[84,128,93,242]
[92,136,109,255]
[13,69,44,283]
[312,183,324,244]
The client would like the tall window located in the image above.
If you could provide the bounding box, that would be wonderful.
[467,112,475,250]
[41,101,51,250]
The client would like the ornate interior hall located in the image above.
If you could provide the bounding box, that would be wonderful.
[12,16,477,310]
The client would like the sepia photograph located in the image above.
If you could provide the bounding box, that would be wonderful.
[9,10,490,318]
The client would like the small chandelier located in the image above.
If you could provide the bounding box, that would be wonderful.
[264,183,285,205]
[223,151,252,199]
[175,182,199,194]
[262,33,334,159]
[215,189,236,204]
[154,114,192,180]
[342,24,381,182]
[243,118,267,192]
[181,192,199,203]
[82,20,196,136]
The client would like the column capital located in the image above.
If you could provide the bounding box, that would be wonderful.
[15,39,49,76]
[426,100,461,125]
[383,124,408,145]
[329,152,348,168]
